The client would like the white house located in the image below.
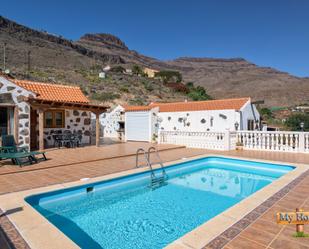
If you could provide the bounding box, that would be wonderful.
[101,97,260,142]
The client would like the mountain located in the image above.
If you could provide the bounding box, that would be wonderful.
[0,15,308,107]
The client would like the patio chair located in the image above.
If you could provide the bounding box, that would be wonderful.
[1,135,47,162]
[53,134,64,148]
[0,148,35,167]
[71,132,82,148]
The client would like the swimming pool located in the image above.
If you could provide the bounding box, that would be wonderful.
[26,157,294,249]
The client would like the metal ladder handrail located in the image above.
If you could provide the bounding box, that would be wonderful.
[147,147,166,176]
[136,148,155,178]
[136,147,167,188]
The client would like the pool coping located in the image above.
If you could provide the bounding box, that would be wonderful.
[0,154,308,249]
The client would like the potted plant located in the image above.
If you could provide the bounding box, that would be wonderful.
[152,133,158,143]
[236,141,244,151]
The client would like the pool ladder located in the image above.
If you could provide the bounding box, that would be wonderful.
[136,147,167,189]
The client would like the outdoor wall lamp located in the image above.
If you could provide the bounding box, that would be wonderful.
[300,122,304,131]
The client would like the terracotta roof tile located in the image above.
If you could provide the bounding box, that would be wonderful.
[12,80,89,103]
[124,105,153,112]
[149,98,250,112]
[122,98,250,113]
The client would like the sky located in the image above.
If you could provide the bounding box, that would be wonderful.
[1,0,309,77]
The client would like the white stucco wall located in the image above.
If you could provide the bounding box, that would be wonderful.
[240,100,260,130]
[158,109,241,132]
[150,107,159,141]
[101,100,260,142]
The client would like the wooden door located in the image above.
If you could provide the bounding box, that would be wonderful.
[30,108,38,150]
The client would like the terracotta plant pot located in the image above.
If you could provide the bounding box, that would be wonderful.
[236,145,243,151]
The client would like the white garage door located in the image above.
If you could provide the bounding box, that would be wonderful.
[126,112,150,141]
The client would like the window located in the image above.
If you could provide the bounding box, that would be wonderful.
[44,110,65,128]
[247,120,254,130]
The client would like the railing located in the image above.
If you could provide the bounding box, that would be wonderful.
[159,131,234,151]
[159,130,309,153]
[236,131,309,153]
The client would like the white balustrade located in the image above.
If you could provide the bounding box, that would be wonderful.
[159,130,309,153]
[159,131,231,151]
[236,131,309,153]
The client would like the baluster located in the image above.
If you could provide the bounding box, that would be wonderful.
[295,134,299,152]
[271,133,275,150]
[266,133,270,150]
[276,133,280,151]
[260,132,264,150]
[252,132,255,149]
[275,133,279,151]
[247,132,251,149]
[287,134,291,151]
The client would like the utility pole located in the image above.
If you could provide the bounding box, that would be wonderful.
[3,42,7,72]
[27,50,31,77]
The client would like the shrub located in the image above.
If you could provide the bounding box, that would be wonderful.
[260,108,273,119]
[111,66,126,73]
[119,86,130,93]
[155,70,182,83]
[285,113,309,131]
[129,97,145,105]
[164,82,188,93]
[185,82,194,88]
[187,86,211,101]
[142,81,154,91]
[91,92,120,102]
[132,65,143,75]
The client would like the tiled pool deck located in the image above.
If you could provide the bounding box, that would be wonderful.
[0,144,309,249]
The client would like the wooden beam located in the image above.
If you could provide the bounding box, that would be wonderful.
[29,102,108,113]
[38,109,44,151]
[14,106,19,144]
[96,112,100,147]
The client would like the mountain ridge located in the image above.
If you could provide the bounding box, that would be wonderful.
[0,15,308,107]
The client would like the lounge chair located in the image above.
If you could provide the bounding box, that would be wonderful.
[1,135,47,162]
[0,149,35,167]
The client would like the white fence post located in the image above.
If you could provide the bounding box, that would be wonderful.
[224,130,230,151]
[299,132,305,153]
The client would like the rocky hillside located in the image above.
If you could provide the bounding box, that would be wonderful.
[167,57,309,107]
[0,15,308,107]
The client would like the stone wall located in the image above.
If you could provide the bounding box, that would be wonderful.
[41,109,92,148]
[0,76,34,149]
[100,105,124,138]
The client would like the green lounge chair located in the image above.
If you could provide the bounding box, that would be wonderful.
[0,149,35,167]
[1,135,47,162]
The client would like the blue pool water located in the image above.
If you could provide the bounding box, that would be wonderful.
[26,157,294,249]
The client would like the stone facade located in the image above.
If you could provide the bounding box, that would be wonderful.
[0,76,93,149]
[41,110,92,148]
[100,105,124,138]
[0,76,34,149]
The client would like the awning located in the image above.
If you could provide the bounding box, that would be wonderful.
[26,97,109,113]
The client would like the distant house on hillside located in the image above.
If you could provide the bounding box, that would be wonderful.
[0,74,108,150]
[143,68,159,78]
[103,65,111,72]
[100,98,260,142]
